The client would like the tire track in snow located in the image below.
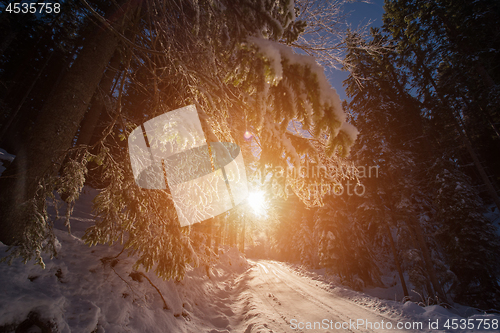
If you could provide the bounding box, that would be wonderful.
[268,262,387,327]
[243,260,421,333]
[249,260,355,333]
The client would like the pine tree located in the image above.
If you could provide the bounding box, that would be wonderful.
[268,194,304,263]
[0,0,140,269]
[429,158,500,309]
[316,196,381,290]
[342,29,453,302]
[0,0,358,281]
[382,0,500,211]
[339,3,500,307]
[82,0,358,280]
[295,212,319,268]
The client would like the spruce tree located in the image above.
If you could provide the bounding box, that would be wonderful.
[342,30,453,302]
[382,0,500,210]
[0,0,358,281]
[315,194,381,290]
[429,159,500,309]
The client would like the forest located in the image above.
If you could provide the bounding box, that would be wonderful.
[1,0,500,317]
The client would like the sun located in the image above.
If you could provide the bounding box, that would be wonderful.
[247,191,266,216]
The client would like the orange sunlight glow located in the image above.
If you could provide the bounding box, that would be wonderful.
[247,191,266,216]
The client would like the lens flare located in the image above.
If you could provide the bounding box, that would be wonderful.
[244,131,253,141]
[247,191,266,215]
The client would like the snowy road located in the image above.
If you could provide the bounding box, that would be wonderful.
[2,185,497,333]
[242,260,420,333]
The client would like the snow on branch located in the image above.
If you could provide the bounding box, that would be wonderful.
[247,36,358,152]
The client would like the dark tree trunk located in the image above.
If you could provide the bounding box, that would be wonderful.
[376,195,409,298]
[409,216,449,303]
[0,9,21,58]
[0,48,72,155]
[75,50,122,147]
[429,75,500,212]
[385,222,409,298]
[0,3,137,245]
[0,52,54,144]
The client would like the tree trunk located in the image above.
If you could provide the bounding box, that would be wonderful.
[0,10,20,58]
[384,222,409,298]
[228,214,237,247]
[0,3,137,245]
[0,52,54,143]
[423,72,500,212]
[409,216,449,304]
[376,195,409,298]
[75,51,121,147]
[58,50,122,202]
[240,213,246,254]
[214,218,220,255]
[206,218,213,250]
[0,48,73,155]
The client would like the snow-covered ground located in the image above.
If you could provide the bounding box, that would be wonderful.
[286,265,500,332]
[0,227,255,332]
[0,179,499,332]
[2,236,499,333]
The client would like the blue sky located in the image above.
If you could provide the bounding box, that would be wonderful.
[327,0,386,101]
